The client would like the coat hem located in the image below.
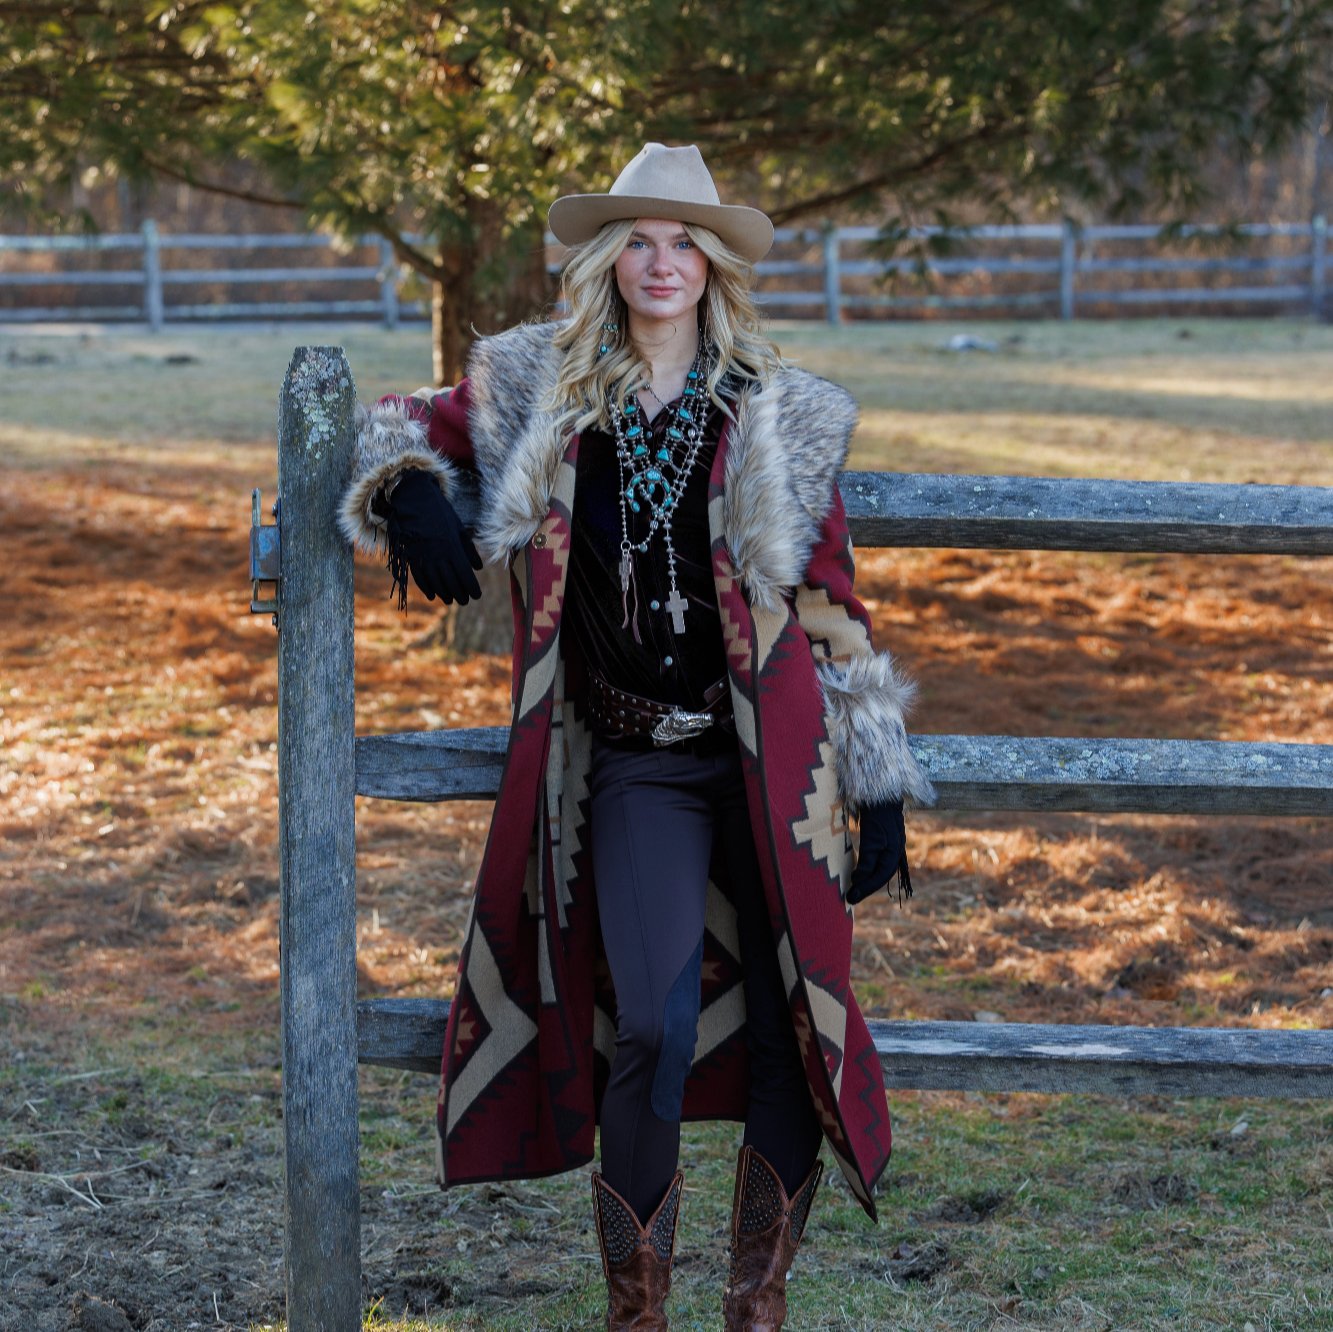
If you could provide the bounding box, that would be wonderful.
[748,629,887,1224]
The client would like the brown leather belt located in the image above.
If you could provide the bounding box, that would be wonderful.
[587,673,732,747]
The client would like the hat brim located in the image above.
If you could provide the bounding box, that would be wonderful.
[547,194,774,263]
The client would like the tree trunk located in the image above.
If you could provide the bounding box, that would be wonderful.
[425,209,555,653]
[430,277,462,387]
[430,208,553,381]
[1312,99,1331,222]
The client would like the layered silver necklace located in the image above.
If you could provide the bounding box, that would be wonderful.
[608,348,711,640]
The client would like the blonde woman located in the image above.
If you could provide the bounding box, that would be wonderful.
[339,143,934,1331]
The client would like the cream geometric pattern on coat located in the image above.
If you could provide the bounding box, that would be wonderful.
[531,523,570,635]
[445,924,539,1135]
[717,587,752,675]
[793,580,871,667]
[802,970,849,1101]
[516,638,560,723]
[779,924,849,1101]
[790,739,853,902]
[729,686,757,759]
[555,700,593,917]
[691,982,746,1068]
[704,880,740,963]
[750,602,789,676]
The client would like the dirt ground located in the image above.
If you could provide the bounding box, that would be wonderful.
[1,323,1331,1329]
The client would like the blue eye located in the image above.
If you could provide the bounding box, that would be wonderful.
[676,240,693,249]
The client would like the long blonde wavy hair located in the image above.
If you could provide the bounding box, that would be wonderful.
[548,217,783,441]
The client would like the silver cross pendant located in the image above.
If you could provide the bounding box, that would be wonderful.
[665,589,688,634]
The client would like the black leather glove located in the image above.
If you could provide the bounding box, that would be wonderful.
[847,798,912,905]
[380,469,482,608]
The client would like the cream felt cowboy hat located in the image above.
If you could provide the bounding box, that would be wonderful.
[548,143,774,263]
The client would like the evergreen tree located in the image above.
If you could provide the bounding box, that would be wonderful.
[4,1,1331,379]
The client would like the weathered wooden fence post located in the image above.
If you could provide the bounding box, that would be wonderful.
[1059,219,1077,320]
[379,237,400,331]
[1312,214,1327,321]
[277,348,360,1331]
[141,219,164,332]
[822,224,843,325]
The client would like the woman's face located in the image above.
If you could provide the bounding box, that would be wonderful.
[613,218,709,329]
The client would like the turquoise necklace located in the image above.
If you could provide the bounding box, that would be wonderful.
[608,348,711,640]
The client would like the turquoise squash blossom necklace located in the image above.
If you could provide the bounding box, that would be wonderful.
[608,348,711,642]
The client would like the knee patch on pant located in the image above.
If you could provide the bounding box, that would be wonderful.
[650,937,704,1120]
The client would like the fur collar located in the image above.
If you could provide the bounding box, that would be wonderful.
[465,322,857,609]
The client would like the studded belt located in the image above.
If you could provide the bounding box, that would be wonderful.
[587,673,733,747]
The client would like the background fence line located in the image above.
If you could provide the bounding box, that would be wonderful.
[0,219,1328,327]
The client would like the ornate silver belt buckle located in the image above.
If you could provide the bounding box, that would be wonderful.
[652,709,713,747]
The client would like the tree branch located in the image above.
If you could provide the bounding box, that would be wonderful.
[769,115,1029,223]
[375,216,444,282]
[140,155,306,210]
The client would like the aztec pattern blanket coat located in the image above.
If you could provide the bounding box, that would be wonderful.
[338,322,935,1222]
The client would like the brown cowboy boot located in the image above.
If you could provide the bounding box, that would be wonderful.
[722,1145,823,1331]
[591,1169,684,1330]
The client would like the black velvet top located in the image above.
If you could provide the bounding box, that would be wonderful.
[564,392,729,711]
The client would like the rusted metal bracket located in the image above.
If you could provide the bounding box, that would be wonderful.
[250,487,281,624]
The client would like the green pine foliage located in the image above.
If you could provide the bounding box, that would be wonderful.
[2,1,1332,376]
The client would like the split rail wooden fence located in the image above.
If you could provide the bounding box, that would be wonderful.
[5,217,1329,325]
[262,346,1333,1330]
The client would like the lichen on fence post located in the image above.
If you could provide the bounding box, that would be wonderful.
[276,346,360,1331]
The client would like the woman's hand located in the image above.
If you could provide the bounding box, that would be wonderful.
[382,469,483,607]
[847,799,908,905]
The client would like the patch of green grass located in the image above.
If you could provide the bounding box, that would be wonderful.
[4,319,1332,490]
[779,317,1333,487]
[10,1033,1320,1330]
[313,1079,1331,1331]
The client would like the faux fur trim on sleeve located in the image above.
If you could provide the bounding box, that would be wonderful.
[337,399,460,554]
[816,652,937,809]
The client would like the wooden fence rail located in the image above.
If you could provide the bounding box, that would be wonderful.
[3,217,1329,326]
[357,999,1333,1098]
[355,729,1333,816]
[266,346,1332,1330]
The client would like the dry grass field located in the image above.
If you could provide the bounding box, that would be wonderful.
[1,318,1330,1331]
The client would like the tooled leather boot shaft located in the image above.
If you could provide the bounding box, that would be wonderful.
[723,1146,823,1331]
[592,1170,684,1330]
